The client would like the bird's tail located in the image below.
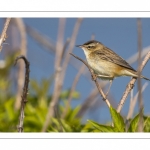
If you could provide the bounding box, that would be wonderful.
[125,69,150,81]
[140,75,150,81]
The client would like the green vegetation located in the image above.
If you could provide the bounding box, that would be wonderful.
[0,54,150,132]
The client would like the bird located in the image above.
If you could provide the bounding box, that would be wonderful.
[76,40,150,96]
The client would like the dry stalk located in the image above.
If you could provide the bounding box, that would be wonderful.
[61,64,85,118]
[70,53,111,108]
[126,82,148,120]
[26,23,150,84]
[137,18,143,132]
[42,18,82,132]
[25,24,94,82]
[42,18,66,132]
[117,51,150,113]
[14,55,30,132]
[0,18,11,52]
[25,24,56,52]
[60,18,83,86]
[76,88,99,117]
[15,18,27,110]
[54,106,64,132]
[127,46,150,65]
[61,38,70,61]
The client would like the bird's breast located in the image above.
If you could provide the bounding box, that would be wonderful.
[86,57,125,78]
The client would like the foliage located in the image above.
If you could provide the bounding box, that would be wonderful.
[0,75,83,132]
[0,54,84,132]
[88,106,150,132]
[0,53,150,132]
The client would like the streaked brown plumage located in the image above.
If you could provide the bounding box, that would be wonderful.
[76,40,150,95]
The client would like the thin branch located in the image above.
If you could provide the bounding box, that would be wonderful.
[76,88,99,117]
[26,24,150,85]
[61,64,85,118]
[25,24,99,82]
[42,18,66,132]
[55,19,66,69]
[127,46,150,65]
[137,18,143,132]
[61,38,70,61]
[60,18,83,86]
[15,18,27,110]
[42,18,82,132]
[126,82,148,120]
[117,50,150,113]
[54,106,64,132]
[77,82,118,118]
[70,53,111,108]
[14,55,30,132]
[0,18,11,52]
[25,24,56,52]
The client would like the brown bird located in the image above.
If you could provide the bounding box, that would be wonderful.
[76,40,150,95]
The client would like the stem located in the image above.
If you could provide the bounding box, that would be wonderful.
[117,51,150,113]
[137,18,143,132]
[0,18,11,52]
[70,53,111,108]
[14,55,30,132]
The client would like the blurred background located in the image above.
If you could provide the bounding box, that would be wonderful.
[0,18,150,132]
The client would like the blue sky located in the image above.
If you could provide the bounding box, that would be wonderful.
[1,18,150,123]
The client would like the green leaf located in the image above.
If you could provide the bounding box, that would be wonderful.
[88,120,115,132]
[144,116,150,132]
[69,106,81,121]
[128,114,139,132]
[4,99,16,120]
[110,106,125,132]
[128,110,146,132]
[144,116,150,126]
[65,105,81,122]
[60,119,73,132]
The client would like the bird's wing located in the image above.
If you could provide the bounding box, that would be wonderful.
[94,47,136,71]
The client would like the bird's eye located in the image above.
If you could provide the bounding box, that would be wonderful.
[87,46,91,49]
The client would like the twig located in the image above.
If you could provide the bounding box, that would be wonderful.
[127,46,150,65]
[26,24,150,86]
[25,24,56,52]
[70,53,111,108]
[117,50,150,113]
[54,106,64,132]
[14,55,30,132]
[0,18,11,52]
[76,88,99,117]
[42,18,82,132]
[55,18,66,69]
[137,18,143,132]
[61,38,70,61]
[42,18,66,132]
[126,82,148,120]
[60,18,83,87]
[61,64,85,118]
[15,18,27,110]
[25,24,93,82]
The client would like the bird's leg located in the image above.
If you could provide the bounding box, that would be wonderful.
[90,70,98,81]
[105,79,113,97]
[91,74,98,81]
[97,74,113,97]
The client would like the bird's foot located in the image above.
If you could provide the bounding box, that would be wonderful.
[91,73,98,81]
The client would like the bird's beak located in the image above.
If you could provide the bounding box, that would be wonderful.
[76,45,83,48]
